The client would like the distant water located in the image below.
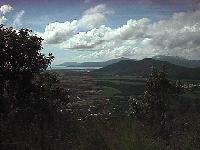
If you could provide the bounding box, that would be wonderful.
[48,65,101,71]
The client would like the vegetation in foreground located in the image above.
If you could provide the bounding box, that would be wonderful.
[1,25,200,149]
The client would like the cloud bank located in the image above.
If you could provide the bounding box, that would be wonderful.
[39,4,200,61]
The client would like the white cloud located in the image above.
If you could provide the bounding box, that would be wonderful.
[39,4,113,44]
[77,9,200,60]
[78,4,114,29]
[104,18,150,41]
[0,16,7,23]
[0,4,13,24]
[0,4,13,15]
[13,10,25,27]
[60,25,111,50]
[40,5,200,61]
[39,20,79,44]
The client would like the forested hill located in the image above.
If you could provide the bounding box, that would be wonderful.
[93,58,200,79]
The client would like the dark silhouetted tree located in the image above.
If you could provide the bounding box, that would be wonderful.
[0,25,54,113]
[129,67,182,140]
[0,25,74,149]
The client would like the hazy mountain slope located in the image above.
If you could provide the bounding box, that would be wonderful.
[59,57,130,67]
[94,58,200,79]
[153,55,200,68]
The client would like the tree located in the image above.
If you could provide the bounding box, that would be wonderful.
[0,25,74,149]
[0,25,54,114]
[129,67,182,140]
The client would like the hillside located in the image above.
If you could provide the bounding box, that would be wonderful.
[153,55,200,68]
[93,58,200,79]
[59,57,130,67]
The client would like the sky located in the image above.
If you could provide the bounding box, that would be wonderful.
[1,0,200,64]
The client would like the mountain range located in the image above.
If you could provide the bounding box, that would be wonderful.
[58,55,200,79]
[93,58,200,79]
[58,57,130,67]
[153,55,200,68]
[59,55,200,68]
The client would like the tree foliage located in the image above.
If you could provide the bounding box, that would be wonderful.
[0,25,56,113]
[129,67,183,140]
[0,25,74,149]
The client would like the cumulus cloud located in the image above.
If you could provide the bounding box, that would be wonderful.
[0,4,13,24]
[76,9,200,60]
[13,10,25,27]
[79,4,114,29]
[60,25,111,50]
[0,16,7,23]
[0,4,12,15]
[39,4,113,44]
[39,20,79,44]
[40,5,200,61]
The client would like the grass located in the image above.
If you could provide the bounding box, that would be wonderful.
[101,86,121,97]
[98,80,144,96]
[108,119,163,150]
[95,75,146,81]
[97,80,145,86]
[74,118,163,150]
